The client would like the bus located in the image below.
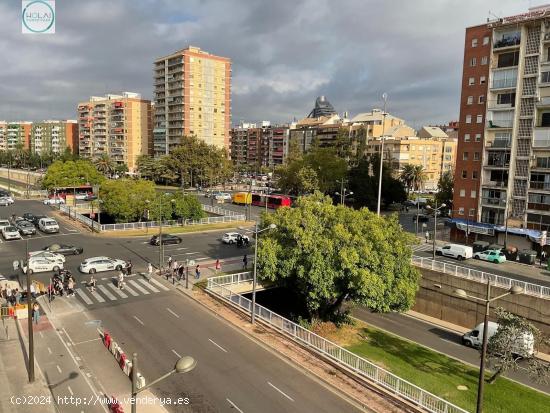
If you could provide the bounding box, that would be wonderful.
[50,185,94,200]
[251,194,292,209]
[232,192,252,205]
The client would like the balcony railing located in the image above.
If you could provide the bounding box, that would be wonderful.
[494,36,521,49]
[533,128,550,148]
[483,180,508,188]
[491,79,517,89]
[529,181,550,191]
[486,139,511,148]
[528,202,550,211]
[487,119,513,128]
[482,197,506,207]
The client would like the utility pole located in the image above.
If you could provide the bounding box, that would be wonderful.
[376,93,388,216]
[158,196,163,274]
[26,237,35,382]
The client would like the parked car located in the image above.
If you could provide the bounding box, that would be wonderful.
[23,257,63,275]
[38,218,60,234]
[28,250,65,264]
[473,249,507,264]
[31,215,47,226]
[0,197,12,206]
[85,194,97,201]
[2,226,22,240]
[23,212,36,222]
[149,234,182,246]
[43,197,65,205]
[0,219,11,231]
[412,214,430,223]
[79,256,128,274]
[43,243,83,256]
[222,232,250,244]
[15,220,36,235]
[435,244,473,261]
[74,193,89,200]
[214,192,232,201]
[462,321,534,357]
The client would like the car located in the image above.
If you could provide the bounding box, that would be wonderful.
[435,244,473,261]
[214,192,232,201]
[38,218,60,234]
[12,216,26,224]
[84,194,97,201]
[43,197,65,205]
[222,232,250,244]
[0,197,12,206]
[412,214,430,223]
[28,250,65,264]
[43,243,83,256]
[0,190,10,197]
[31,215,48,226]
[74,193,89,200]
[79,256,128,274]
[23,213,36,222]
[2,226,22,240]
[23,257,63,275]
[149,234,182,246]
[473,249,507,264]
[0,219,11,231]
[15,220,36,235]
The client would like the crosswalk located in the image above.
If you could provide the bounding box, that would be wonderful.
[72,277,170,306]
[412,244,433,253]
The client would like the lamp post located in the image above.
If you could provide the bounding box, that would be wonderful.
[239,223,277,324]
[377,93,388,216]
[131,353,196,413]
[146,193,173,274]
[426,201,446,260]
[25,237,34,383]
[335,189,353,205]
[454,282,523,413]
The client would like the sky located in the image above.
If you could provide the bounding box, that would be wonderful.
[0,0,546,127]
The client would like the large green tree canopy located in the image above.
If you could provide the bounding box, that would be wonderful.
[99,179,156,223]
[257,193,420,320]
[42,159,105,189]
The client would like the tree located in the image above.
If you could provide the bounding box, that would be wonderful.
[303,147,348,193]
[94,154,115,176]
[99,179,156,223]
[399,164,416,194]
[411,165,427,192]
[42,160,105,190]
[276,160,319,195]
[486,308,550,384]
[434,171,453,210]
[257,193,420,321]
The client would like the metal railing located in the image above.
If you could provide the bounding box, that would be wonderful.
[206,276,468,413]
[201,204,244,217]
[100,214,245,231]
[411,256,550,300]
[59,204,94,227]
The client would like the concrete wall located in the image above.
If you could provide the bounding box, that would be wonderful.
[0,168,42,186]
[415,267,550,351]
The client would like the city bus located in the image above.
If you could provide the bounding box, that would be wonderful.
[251,194,292,209]
[50,185,94,200]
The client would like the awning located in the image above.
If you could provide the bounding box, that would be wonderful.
[494,226,549,245]
[447,218,495,235]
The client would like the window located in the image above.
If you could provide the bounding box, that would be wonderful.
[469,208,476,216]
[475,134,481,142]
[542,112,550,127]
[464,133,471,142]
[463,152,469,160]
[542,71,550,83]
[466,115,472,123]
[469,77,475,86]
[479,95,485,104]
[473,170,479,179]
[476,114,483,123]
[481,56,488,65]
[497,92,516,106]
[497,51,520,68]
[474,152,480,161]
[467,96,474,105]
[483,36,490,45]
[460,189,466,197]
[458,207,465,215]
[471,190,477,198]
[480,76,486,84]
[472,38,478,47]
[470,57,477,66]
[462,170,468,178]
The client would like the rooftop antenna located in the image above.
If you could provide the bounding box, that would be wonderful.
[488,10,502,22]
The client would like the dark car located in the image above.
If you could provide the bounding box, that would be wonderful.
[149,234,182,246]
[412,214,430,223]
[23,213,36,222]
[43,243,84,256]
[31,215,48,226]
[15,220,36,235]
[85,194,97,201]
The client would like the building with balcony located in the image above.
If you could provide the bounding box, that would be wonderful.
[153,46,231,156]
[30,120,78,155]
[0,122,32,151]
[77,92,152,172]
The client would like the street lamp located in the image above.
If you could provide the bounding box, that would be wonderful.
[376,92,388,216]
[239,223,277,324]
[131,353,196,413]
[146,193,174,274]
[426,201,446,259]
[334,189,353,205]
[453,282,523,413]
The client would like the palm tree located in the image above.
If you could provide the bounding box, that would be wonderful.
[399,164,416,194]
[411,165,427,192]
[94,153,114,176]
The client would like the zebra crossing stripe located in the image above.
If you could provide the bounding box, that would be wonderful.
[89,290,106,303]
[108,283,128,298]
[149,278,170,291]
[137,278,159,293]
[128,280,149,295]
[75,289,93,305]
[123,282,139,296]
[98,285,117,301]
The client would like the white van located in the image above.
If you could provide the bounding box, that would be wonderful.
[435,243,473,261]
[462,321,534,357]
[38,218,60,234]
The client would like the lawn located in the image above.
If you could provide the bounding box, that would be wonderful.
[345,326,550,412]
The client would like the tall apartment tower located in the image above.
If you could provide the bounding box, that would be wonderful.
[454,5,550,240]
[30,120,78,155]
[78,92,152,172]
[153,46,231,156]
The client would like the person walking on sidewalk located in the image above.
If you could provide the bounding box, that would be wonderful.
[243,254,248,270]
[89,275,96,292]
[67,278,75,297]
[32,302,40,325]
[147,262,153,278]
[118,270,125,290]
[425,231,430,244]
[215,259,221,274]
[126,260,133,276]
[195,265,201,279]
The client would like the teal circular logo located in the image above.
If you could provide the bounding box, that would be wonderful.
[22,1,55,33]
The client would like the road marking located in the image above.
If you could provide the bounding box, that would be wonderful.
[176,247,188,250]
[226,398,244,413]
[72,337,102,345]
[440,338,462,347]
[208,338,228,353]
[133,316,144,326]
[172,349,181,358]
[267,382,294,402]
[166,308,179,318]
[39,331,44,338]
[194,257,208,261]
[137,278,159,293]
[75,289,94,305]
[108,283,128,298]
[47,347,52,355]
[98,285,117,301]
[89,290,106,303]
[185,252,199,255]
[56,365,62,374]
[122,282,139,296]
[67,386,74,396]
[128,280,150,295]
[149,278,170,291]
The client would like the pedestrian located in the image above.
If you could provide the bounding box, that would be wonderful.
[126,260,133,276]
[172,260,178,277]
[5,286,12,306]
[425,231,430,244]
[178,264,185,281]
[541,250,547,265]
[195,265,201,279]
[89,275,96,292]
[215,259,221,274]
[167,256,173,269]
[32,302,40,325]
[147,262,153,278]
[118,270,125,289]
[67,278,75,297]
[15,289,21,306]
[12,260,19,272]
[243,254,248,270]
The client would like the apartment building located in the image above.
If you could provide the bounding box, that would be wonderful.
[78,92,152,173]
[0,122,6,151]
[453,5,550,245]
[153,46,231,156]
[289,114,344,153]
[0,122,32,151]
[30,120,78,155]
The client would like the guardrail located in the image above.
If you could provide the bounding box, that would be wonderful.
[59,204,94,228]
[100,214,245,231]
[206,276,468,413]
[202,204,244,217]
[412,255,550,300]
[209,271,252,286]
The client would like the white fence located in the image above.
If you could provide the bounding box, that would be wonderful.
[206,276,468,413]
[59,204,95,228]
[412,255,550,300]
[100,214,245,231]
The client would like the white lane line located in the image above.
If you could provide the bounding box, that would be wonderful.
[98,285,117,301]
[67,386,74,396]
[440,338,462,347]
[176,247,188,250]
[56,365,62,374]
[133,316,145,326]
[122,282,139,296]
[47,347,52,355]
[108,283,128,298]
[89,290,106,303]
[267,382,294,402]
[128,280,150,295]
[166,308,180,318]
[194,257,208,261]
[226,398,244,413]
[149,278,170,291]
[137,278,159,293]
[208,338,228,353]
[185,252,199,255]
[39,331,44,338]
[172,349,181,358]
[75,289,94,305]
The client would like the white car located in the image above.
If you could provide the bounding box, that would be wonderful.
[0,197,14,206]
[222,232,250,244]
[0,219,10,231]
[215,192,232,201]
[29,250,66,264]
[2,226,22,240]
[43,197,65,205]
[23,258,63,274]
[79,256,128,274]
[38,218,60,233]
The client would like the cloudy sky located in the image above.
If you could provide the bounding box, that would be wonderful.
[0,0,545,126]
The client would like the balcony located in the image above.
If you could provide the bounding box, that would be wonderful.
[533,128,550,148]
[490,79,517,90]
[485,139,511,149]
[482,197,507,207]
[528,202,550,212]
[487,119,513,128]
[493,34,521,49]
[482,180,508,188]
